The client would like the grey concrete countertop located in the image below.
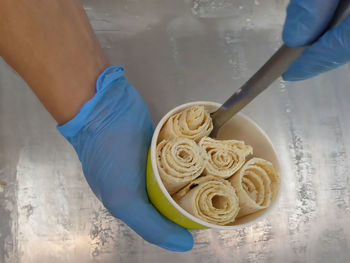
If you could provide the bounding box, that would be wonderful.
[1,0,350,262]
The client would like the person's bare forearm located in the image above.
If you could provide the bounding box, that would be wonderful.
[0,0,110,124]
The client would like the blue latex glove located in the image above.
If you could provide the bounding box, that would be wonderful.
[282,0,350,81]
[57,66,193,252]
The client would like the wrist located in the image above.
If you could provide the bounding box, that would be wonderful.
[57,65,126,139]
[54,58,110,125]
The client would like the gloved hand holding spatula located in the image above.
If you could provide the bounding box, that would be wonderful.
[283,0,350,81]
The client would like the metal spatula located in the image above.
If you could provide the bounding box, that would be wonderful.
[210,0,350,137]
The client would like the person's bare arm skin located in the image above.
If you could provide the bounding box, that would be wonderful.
[0,0,110,124]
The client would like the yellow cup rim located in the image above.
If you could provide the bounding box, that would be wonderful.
[150,101,283,229]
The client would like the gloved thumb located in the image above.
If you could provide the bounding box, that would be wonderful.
[283,0,339,47]
[283,15,350,81]
[109,198,194,252]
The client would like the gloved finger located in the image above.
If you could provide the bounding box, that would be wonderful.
[283,15,350,81]
[111,199,194,252]
[283,0,339,47]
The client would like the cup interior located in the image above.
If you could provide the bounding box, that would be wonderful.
[150,101,282,229]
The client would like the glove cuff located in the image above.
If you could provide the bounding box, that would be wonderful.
[57,66,125,139]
